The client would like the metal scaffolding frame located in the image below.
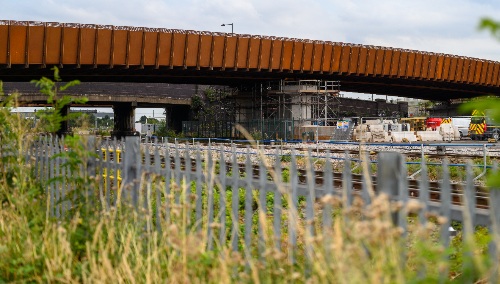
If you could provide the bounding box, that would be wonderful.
[251,80,341,139]
[258,80,340,122]
[182,80,342,140]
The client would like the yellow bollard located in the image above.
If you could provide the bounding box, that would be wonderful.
[101,148,122,197]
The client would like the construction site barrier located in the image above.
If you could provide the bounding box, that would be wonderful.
[150,136,499,147]
[155,144,494,169]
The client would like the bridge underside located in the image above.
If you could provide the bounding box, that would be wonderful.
[1,82,192,107]
[1,82,193,137]
[0,67,496,100]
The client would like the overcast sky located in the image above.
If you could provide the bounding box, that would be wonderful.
[3,0,500,118]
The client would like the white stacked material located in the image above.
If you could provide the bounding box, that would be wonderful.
[359,132,372,142]
[353,127,372,141]
[454,126,461,139]
[353,130,372,141]
[352,127,360,141]
[353,125,368,140]
[365,120,381,125]
[370,124,390,142]
[352,126,360,140]
[416,131,443,141]
[390,131,417,142]
[439,124,455,141]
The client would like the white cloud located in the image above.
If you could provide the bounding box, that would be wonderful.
[4,0,500,59]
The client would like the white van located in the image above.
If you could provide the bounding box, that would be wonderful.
[442,117,471,138]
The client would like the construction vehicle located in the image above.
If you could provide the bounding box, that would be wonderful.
[425,118,442,130]
[469,110,500,140]
[400,117,426,131]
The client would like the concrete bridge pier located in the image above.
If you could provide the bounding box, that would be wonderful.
[56,103,73,137]
[111,102,140,138]
[165,105,191,132]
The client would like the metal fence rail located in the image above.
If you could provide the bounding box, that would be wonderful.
[16,135,500,280]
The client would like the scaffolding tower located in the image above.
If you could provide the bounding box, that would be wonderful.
[182,80,342,140]
[259,80,341,124]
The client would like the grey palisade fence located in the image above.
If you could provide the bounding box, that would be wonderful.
[21,135,500,280]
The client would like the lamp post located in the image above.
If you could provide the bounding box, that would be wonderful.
[221,23,233,34]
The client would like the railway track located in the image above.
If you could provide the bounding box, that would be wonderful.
[148,141,497,160]
[103,142,490,209]
[134,154,490,210]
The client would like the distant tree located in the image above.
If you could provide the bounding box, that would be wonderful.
[139,115,148,124]
[69,113,95,128]
[96,115,113,128]
[87,114,96,126]
[155,120,168,137]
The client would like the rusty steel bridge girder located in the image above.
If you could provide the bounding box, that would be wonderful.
[0,20,499,101]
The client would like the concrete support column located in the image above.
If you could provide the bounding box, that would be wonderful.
[375,99,386,116]
[398,101,408,117]
[164,106,171,130]
[111,102,140,138]
[56,103,73,137]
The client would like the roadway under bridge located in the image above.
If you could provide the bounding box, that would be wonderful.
[0,20,499,136]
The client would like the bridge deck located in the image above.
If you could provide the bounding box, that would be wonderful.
[0,20,498,100]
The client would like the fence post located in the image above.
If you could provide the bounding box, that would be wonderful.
[377,152,404,225]
[258,156,267,255]
[54,138,61,219]
[361,151,372,206]
[49,136,55,218]
[398,152,408,235]
[86,136,96,177]
[174,140,181,204]
[231,143,239,252]
[289,148,298,264]
[244,147,253,253]
[437,158,452,283]
[464,160,476,236]
[144,137,152,225]
[418,153,429,226]
[343,151,353,207]
[194,143,202,230]
[164,140,172,223]
[154,143,162,235]
[85,136,97,209]
[218,143,227,247]
[323,150,333,248]
[112,137,119,208]
[123,136,141,207]
[440,158,451,248]
[43,136,48,187]
[489,162,500,283]
[273,146,282,251]
[35,137,40,182]
[206,143,215,251]
[184,142,192,223]
[305,148,315,264]
[98,145,106,211]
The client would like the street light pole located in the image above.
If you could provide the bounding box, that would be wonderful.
[221,23,233,34]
